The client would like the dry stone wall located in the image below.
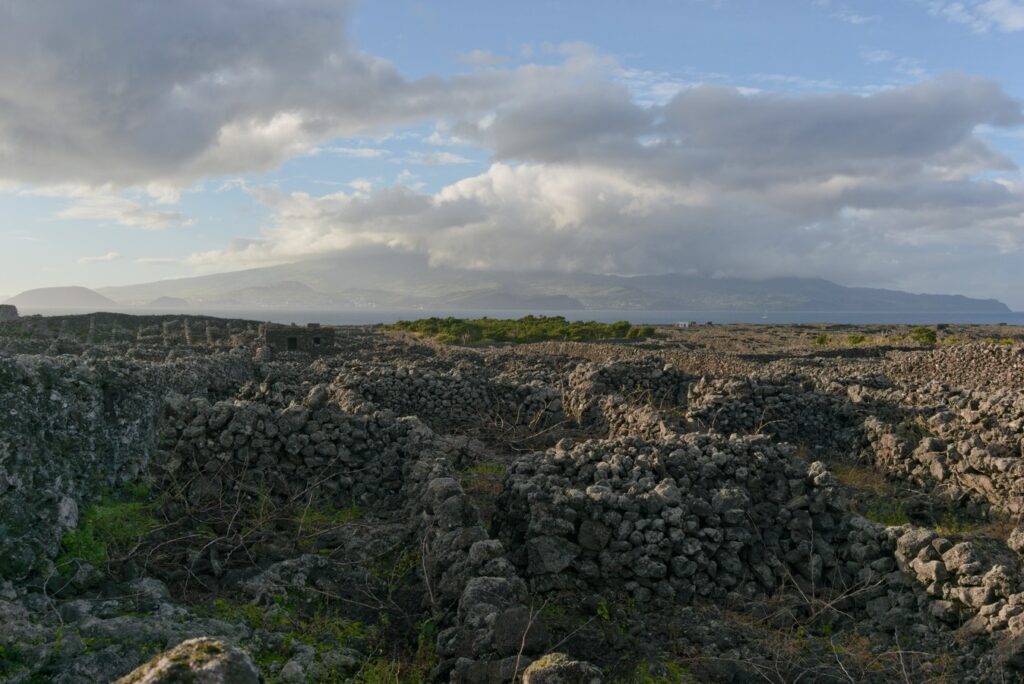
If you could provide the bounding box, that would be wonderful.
[0,351,253,581]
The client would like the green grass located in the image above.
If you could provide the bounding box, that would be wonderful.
[463,462,507,477]
[861,500,911,527]
[57,486,161,572]
[385,315,657,345]
[618,660,697,684]
[294,503,364,535]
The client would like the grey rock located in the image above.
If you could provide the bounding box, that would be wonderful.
[527,536,579,575]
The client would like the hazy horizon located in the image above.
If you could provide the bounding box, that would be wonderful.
[2,1,1024,307]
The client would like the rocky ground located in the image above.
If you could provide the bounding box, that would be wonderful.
[2,313,1024,682]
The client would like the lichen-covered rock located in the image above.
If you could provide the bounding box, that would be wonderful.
[522,652,603,684]
[115,638,262,683]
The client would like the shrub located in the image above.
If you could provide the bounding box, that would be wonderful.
[385,316,658,345]
[812,333,830,346]
[909,326,937,345]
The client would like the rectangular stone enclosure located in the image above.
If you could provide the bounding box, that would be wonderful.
[263,323,335,354]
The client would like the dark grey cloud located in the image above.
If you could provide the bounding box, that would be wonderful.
[0,0,517,187]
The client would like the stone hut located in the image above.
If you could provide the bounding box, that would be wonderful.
[0,305,18,322]
[262,322,335,354]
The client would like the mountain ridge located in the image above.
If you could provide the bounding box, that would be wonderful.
[90,251,1010,313]
[8,251,1009,313]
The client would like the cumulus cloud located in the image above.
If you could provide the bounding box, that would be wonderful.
[183,75,1024,302]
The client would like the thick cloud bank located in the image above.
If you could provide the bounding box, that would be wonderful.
[189,76,1024,299]
[2,1,1024,302]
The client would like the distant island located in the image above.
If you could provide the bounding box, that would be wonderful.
[7,250,1013,314]
[5,286,116,309]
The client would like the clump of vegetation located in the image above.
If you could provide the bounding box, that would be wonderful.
[460,462,507,525]
[0,644,25,679]
[909,326,937,345]
[812,333,830,346]
[57,485,161,572]
[618,659,696,683]
[831,464,911,527]
[861,499,912,527]
[846,334,867,346]
[294,502,364,542]
[386,316,657,345]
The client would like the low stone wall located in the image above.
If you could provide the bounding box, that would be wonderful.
[331,362,565,433]
[494,434,892,603]
[686,375,863,455]
[154,385,439,510]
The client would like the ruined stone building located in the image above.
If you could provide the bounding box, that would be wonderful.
[262,323,335,354]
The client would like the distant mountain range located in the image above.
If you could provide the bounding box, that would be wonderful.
[5,250,1012,313]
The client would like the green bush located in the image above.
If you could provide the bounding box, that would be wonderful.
[846,334,866,346]
[385,316,658,345]
[909,326,937,345]
[812,333,830,346]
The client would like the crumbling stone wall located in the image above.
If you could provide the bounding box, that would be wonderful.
[0,352,254,581]
[494,434,893,603]
[686,375,863,455]
[331,362,565,434]
[564,360,692,428]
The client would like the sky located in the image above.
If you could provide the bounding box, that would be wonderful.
[1,0,1024,306]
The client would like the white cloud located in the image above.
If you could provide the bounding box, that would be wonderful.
[862,49,927,79]
[835,10,878,24]
[57,196,191,230]
[77,251,121,264]
[927,0,1024,31]
[403,151,474,165]
[321,146,389,158]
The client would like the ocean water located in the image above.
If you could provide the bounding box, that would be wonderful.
[15,307,1024,326]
